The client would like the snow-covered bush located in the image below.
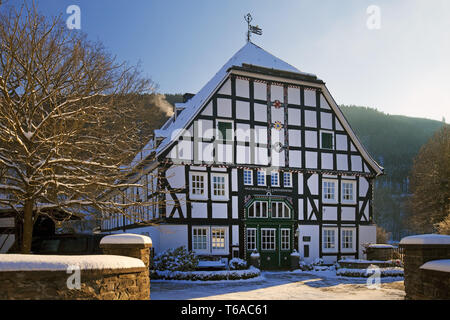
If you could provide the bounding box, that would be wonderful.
[153,246,198,272]
[151,266,261,281]
[229,258,247,270]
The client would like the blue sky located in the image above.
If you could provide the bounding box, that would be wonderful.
[13,1,450,121]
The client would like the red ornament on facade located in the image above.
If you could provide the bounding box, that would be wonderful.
[273,100,282,108]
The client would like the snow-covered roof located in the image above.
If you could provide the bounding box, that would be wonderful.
[155,41,315,156]
[367,244,396,249]
[420,259,450,273]
[100,233,152,246]
[0,254,145,271]
[400,234,450,245]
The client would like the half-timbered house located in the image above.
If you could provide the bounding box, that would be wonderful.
[101,42,383,269]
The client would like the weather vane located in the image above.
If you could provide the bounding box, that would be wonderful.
[244,13,262,42]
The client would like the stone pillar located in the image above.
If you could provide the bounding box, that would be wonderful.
[100,234,152,270]
[399,234,450,300]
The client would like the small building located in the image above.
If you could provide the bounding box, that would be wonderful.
[101,41,383,269]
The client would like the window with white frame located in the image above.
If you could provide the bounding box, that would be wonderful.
[192,227,209,251]
[211,173,228,200]
[322,179,337,203]
[247,228,257,251]
[271,202,291,218]
[323,228,336,250]
[211,227,226,251]
[271,171,280,187]
[243,169,253,185]
[341,181,356,203]
[257,170,266,186]
[283,172,292,188]
[189,172,207,200]
[248,201,268,218]
[281,228,290,250]
[341,228,354,250]
[261,228,276,251]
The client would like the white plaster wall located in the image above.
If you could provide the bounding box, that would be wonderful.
[255,126,267,144]
[305,130,317,148]
[271,107,284,123]
[236,123,250,142]
[304,110,317,127]
[212,203,228,219]
[255,147,269,165]
[166,165,185,189]
[231,169,237,191]
[271,84,283,101]
[297,173,304,194]
[351,155,363,172]
[289,150,301,167]
[202,102,213,116]
[159,225,188,253]
[217,143,233,164]
[337,154,348,171]
[236,145,250,164]
[341,206,356,221]
[323,206,337,221]
[288,108,301,125]
[336,134,347,151]
[320,94,331,109]
[321,112,333,130]
[217,98,232,118]
[321,153,333,170]
[236,79,250,98]
[254,82,267,100]
[219,79,231,95]
[307,174,319,195]
[191,202,208,218]
[304,90,316,107]
[232,225,239,246]
[288,129,301,147]
[232,196,238,219]
[236,100,250,119]
[298,199,304,220]
[288,87,300,105]
[359,225,376,259]
[305,151,317,169]
[198,119,213,139]
[177,140,192,160]
[359,177,369,196]
[254,103,267,122]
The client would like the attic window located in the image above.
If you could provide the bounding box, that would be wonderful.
[217,120,233,141]
[321,131,334,150]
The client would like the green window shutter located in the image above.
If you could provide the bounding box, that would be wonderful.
[218,122,232,141]
[321,132,333,149]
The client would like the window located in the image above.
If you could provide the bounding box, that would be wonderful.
[323,228,336,251]
[211,227,226,251]
[217,120,233,141]
[247,228,257,251]
[342,229,354,250]
[248,201,268,218]
[342,181,356,203]
[192,226,228,254]
[211,173,228,200]
[261,229,276,251]
[243,169,253,185]
[281,229,290,250]
[190,172,207,199]
[283,172,292,188]
[257,170,266,186]
[271,171,280,187]
[323,179,337,203]
[321,131,334,149]
[271,202,291,218]
[193,227,209,251]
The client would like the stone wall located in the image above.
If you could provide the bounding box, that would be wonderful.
[419,268,450,300]
[400,234,450,300]
[0,233,152,300]
[0,267,149,300]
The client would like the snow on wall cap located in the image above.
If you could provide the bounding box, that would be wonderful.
[100,233,152,246]
[250,252,260,257]
[367,244,395,249]
[420,259,450,273]
[0,254,145,272]
[399,234,450,245]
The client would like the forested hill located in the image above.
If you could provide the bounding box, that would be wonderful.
[340,105,445,187]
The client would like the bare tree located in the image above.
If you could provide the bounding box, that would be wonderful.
[0,3,161,253]
[408,124,450,233]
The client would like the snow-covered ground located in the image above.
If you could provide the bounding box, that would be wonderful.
[150,270,405,300]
